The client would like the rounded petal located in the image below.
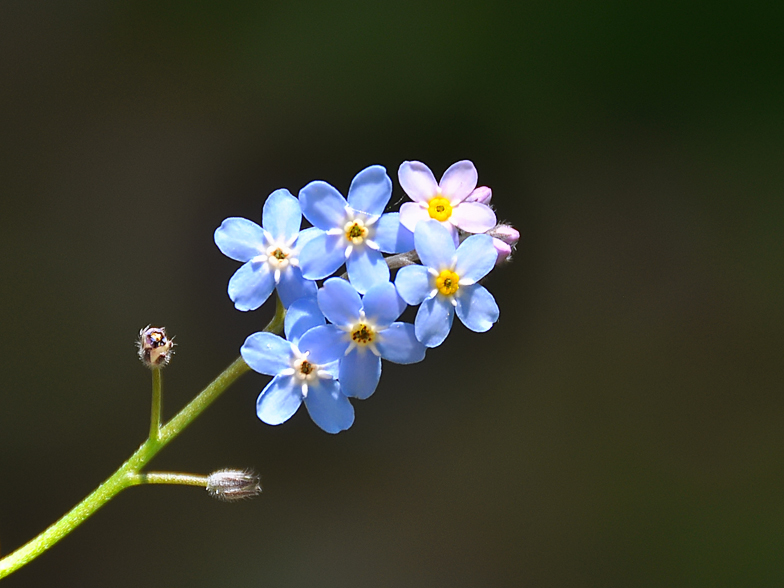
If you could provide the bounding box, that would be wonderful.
[454,234,496,283]
[399,202,430,233]
[398,161,438,203]
[450,201,497,234]
[214,217,265,262]
[284,297,325,345]
[465,186,492,205]
[304,379,355,434]
[339,349,382,400]
[299,180,347,230]
[228,261,276,311]
[262,189,302,240]
[241,332,294,376]
[439,160,478,203]
[317,278,362,327]
[294,226,322,252]
[299,232,346,280]
[415,220,456,270]
[394,265,431,306]
[414,296,454,348]
[256,375,303,425]
[347,165,392,217]
[297,324,349,364]
[455,284,499,333]
[376,322,426,364]
[276,266,317,308]
[363,281,406,327]
[346,247,389,294]
[374,212,414,253]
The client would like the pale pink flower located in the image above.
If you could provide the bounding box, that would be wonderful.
[398,160,496,242]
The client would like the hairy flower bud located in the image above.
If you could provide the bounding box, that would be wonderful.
[485,224,519,264]
[206,469,261,502]
[464,186,492,205]
[137,326,175,368]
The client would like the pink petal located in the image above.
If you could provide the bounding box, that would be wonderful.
[492,237,512,265]
[450,202,497,234]
[399,202,431,232]
[465,186,492,205]
[398,161,438,203]
[439,160,478,204]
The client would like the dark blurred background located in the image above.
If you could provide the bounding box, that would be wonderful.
[1,1,782,586]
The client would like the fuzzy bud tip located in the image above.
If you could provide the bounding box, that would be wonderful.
[206,469,262,502]
[137,326,175,368]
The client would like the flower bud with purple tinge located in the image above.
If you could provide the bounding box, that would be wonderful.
[206,469,261,502]
[464,186,492,205]
[486,224,519,264]
[137,326,175,368]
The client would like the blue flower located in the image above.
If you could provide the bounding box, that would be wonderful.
[298,165,414,294]
[214,189,319,310]
[240,297,354,434]
[300,278,426,399]
[395,220,499,348]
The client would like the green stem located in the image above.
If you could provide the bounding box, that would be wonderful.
[128,472,209,488]
[0,300,285,580]
[149,368,162,440]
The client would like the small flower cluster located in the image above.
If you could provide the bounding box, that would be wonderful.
[215,160,518,433]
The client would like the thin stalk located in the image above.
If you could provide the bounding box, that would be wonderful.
[149,368,162,440]
[0,299,286,580]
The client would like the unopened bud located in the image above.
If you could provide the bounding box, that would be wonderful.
[465,186,492,205]
[137,326,175,368]
[486,224,519,265]
[206,469,261,502]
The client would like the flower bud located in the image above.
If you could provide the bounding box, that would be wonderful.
[206,469,261,502]
[464,186,492,205]
[137,326,175,368]
[486,224,519,265]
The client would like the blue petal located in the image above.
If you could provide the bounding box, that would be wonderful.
[241,332,294,376]
[376,322,426,364]
[214,217,265,262]
[394,265,431,306]
[276,266,317,309]
[454,284,499,333]
[294,226,322,252]
[320,360,340,379]
[299,232,346,280]
[454,234,496,283]
[284,297,325,345]
[317,278,362,327]
[299,180,347,230]
[374,213,414,253]
[297,325,348,364]
[256,375,303,425]
[346,247,389,294]
[262,189,301,240]
[339,349,382,399]
[304,379,355,434]
[346,165,392,217]
[228,261,275,311]
[362,281,406,327]
[414,296,454,348]
[415,220,456,270]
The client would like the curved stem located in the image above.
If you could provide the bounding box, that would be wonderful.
[0,299,285,580]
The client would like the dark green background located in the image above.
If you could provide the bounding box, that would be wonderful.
[1,1,782,586]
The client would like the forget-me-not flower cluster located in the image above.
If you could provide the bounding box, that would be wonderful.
[215,161,516,433]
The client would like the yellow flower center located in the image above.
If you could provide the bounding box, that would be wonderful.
[428,196,453,222]
[344,220,369,244]
[351,323,375,345]
[436,269,460,296]
[272,247,288,260]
